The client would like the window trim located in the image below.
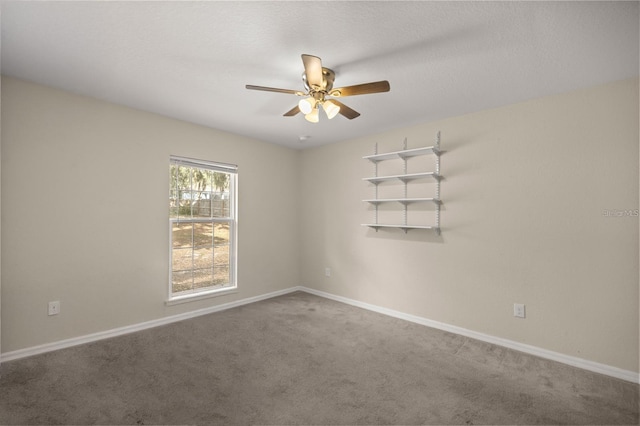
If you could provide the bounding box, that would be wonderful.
[168,155,238,303]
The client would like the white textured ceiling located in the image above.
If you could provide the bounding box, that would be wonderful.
[1,1,638,149]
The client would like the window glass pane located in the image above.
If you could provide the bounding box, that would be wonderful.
[170,164,177,185]
[193,269,214,290]
[211,199,222,218]
[172,270,193,293]
[214,244,229,281]
[214,223,229,246]
[213,223,230,286]
[213,198,230,218]
[175,166,190,191]
[172,223,193,248]
[169,190,179,218]
[212,172,230,217]
[178,190,192,218]
[193,223,213,247]
[191,168,208,191]
[214,243,229,260]
[206,169,214,195]
[192,192,212,218]
[193,247,213,270]
[172,248,192,272]
[170,164,190,190]
[214,264,230,285]
[212,172,228,194]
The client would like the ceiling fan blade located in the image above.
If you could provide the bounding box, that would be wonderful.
[330,80,390,97]
[301,54,323,89]
[331,100,361,120]
[246,85,304,96]
[283,105,300,117]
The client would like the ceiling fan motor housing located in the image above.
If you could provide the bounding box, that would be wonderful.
[303,67,335,93]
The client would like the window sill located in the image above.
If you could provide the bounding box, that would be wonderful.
[166,286,238,306]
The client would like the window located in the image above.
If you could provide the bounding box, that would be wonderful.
[169,156,237,301]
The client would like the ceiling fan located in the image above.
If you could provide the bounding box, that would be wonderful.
[246,54,390,123]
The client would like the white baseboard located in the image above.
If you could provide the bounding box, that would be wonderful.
[0,287,300,363]
[299,286,640,384]
[2,284,638,384]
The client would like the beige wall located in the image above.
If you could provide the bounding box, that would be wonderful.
[299,78,639,372]
[1,76,638,374]
[1,77,300,352]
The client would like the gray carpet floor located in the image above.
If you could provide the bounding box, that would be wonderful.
[0,291,638,425]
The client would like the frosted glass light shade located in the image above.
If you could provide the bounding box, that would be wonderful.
[298,97,315,115]
[322,100,340,119]
[304,108,319,123]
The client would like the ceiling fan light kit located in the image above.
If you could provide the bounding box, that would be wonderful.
[298,97,315,115]
[305,107,320,123]
[299,95,341,122]
[246,54,390,123]
[322,100,340,120]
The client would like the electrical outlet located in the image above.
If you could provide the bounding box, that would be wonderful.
[325,267,331,277]
[48,301,60,316]
[513,303,525,318]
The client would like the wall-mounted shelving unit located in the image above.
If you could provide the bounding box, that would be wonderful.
[362,132,442,234]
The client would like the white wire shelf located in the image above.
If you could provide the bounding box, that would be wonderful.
[363,172,441,183]
[361,224,440,232]
[363,197,442,206]
[363,146,440,162]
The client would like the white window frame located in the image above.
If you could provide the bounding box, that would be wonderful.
[168,155,238,304]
